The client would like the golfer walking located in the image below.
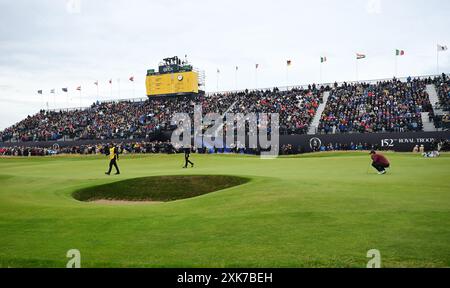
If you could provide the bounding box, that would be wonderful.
[183,147,194,169]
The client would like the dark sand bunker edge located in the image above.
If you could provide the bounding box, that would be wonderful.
[72,175,251,204]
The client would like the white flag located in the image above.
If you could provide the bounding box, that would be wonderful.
[437,44,448,52]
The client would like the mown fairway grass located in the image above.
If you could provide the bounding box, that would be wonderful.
[0,152,449,268]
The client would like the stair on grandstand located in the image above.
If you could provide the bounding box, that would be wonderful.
[421,112,436,132]
[308,91,330,135]
[426,84,444,115]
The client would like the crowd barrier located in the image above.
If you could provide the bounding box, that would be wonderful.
[1,131,449,153]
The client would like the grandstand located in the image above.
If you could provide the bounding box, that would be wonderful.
[317,78,432,134]
[0,85,324,142]
[0,74,449,156]
[2,75,449,138]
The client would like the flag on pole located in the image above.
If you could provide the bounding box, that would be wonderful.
[37,90,43,94]
[62,88,68,92]
[50,89,55,94]
[94,81,98,86]
[356,53,366,59]
[129,76,134,82]
[76,86,81,91]
[396,49,405,56]
[437,44,448,52]
[287,60,292,66]
[321,57,327,63]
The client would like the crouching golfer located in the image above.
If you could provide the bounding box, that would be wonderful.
[370,150,390,175]
[105,144,120,175]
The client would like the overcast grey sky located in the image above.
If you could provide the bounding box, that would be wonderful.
[0,0,449,129]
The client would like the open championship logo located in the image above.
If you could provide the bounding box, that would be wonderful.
[309,137,322,151]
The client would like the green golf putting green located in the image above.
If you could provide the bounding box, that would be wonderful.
[0,152,449,267]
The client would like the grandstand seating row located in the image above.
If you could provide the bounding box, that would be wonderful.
[1,75,449,143]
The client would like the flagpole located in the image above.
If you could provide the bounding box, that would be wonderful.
[286,65,289,90]
[216,70,219,91]
[235,68,237,91]
[320,62,323,84]
[395,55,398,78]
[255,66,258,90]
[118,78,121,99]
[437,47,439,75]
[130,77,135,98]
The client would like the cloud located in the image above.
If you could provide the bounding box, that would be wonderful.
[366,0,382,14]
[66,0,82,14]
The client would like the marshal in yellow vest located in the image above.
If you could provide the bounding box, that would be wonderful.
[109,147,116,160]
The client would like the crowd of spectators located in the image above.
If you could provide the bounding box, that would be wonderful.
[2,76,449,143]
[0,146,56,156]
[2,137,449,157]
[434,74,450,112]
[0,140,268,157]
[430,74,450,130]
[227,86,324,135]
[0,141,181,157]
[0,141,177,157]
[280,138,450,155]
[281,142,378,154]
[0,86,323,143]
[318,77,433,134]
